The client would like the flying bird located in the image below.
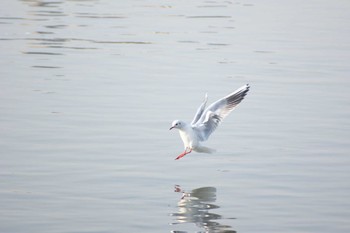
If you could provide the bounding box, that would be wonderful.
[170,84,250,160]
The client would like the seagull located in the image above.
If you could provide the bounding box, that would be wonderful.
[169,84,250,160]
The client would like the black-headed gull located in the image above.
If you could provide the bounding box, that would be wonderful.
[170,84,250,160]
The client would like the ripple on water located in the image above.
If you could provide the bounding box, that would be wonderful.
[171,185,237,233]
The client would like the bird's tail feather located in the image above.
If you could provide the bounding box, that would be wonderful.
[195,146,216,154]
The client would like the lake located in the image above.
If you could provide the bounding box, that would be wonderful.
[1,0,350,232]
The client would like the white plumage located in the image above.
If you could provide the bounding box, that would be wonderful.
[170,84,250,160]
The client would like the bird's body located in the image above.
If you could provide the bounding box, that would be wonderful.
[178,123,194,149]
[176,121,215,154]
[170,84,250,160]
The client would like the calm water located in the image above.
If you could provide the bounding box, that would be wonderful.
[1,0,350,232]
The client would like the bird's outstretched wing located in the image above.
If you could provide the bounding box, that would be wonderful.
[193,84,250,141]
[191,93,208,125]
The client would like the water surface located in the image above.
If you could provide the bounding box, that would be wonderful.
[1,0,350,232]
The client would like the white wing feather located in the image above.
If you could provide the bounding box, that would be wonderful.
[191,93,208,125]
[193,84,250,141]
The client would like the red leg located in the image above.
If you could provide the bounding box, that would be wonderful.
[175,148,192,160]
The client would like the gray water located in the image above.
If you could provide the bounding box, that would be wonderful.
[1,0,350,232]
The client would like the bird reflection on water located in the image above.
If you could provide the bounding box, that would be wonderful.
[171,185,236,233]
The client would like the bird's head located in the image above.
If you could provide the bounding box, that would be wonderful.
[169,120,185,130]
